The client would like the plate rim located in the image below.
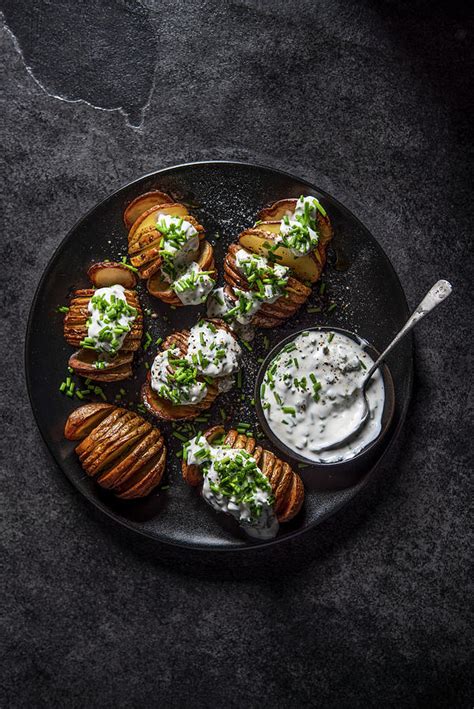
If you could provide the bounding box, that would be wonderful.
[24,159,414,552]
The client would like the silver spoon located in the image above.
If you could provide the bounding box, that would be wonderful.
[317,279,453,452]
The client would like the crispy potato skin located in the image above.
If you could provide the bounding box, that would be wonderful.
[146,240,216,306]
[64,269,143,382]
[64,404,167,499]
[123,190,173,230]
[64,403,115,440]
[221,197,332,327]
[68,350,134,382]
[141,321,233,421]
[64,288,142,351]
[87,262,137,289]
[127,203,205,281]
[181,426,304,524]
[223,243,311,327]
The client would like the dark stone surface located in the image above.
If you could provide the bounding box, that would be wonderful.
[1,1,472,707]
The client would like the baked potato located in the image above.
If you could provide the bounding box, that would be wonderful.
[182,425,304,524]
[68,349,134,382]
[123,190,173,230]
[65,403,167,499]
[141,326,224,421]
[147,240,216,306]
[64,288,143,352]
[128,203,205,280]
[87,261,137,289]
[223,243,311,327]
[63,262,143,382]
[241,197,333,284]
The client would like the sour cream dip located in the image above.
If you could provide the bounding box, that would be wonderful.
[259,330,385,463]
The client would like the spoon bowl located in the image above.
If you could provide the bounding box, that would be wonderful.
[317,279,452,452]
[255,327,396,488]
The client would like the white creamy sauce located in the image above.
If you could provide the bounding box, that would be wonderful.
[186,321,242,378]
[206,287,256,340]
[150,349,207,405]
[150,321,242,406]
[232,289,262,324]
[207,285,257,325]
[186,436,279,539]
[206,286,230,319]
[171,262,215,305]
[86,284,136,356]
[235,248,288,302]
[276,195,324,256]
[261,331,385,463]
[156,214,199,278]
[156,213,215,304]
[206,248,288,326]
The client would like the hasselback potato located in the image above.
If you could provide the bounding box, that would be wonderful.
[64,404,167,499]
[182,426,304,524]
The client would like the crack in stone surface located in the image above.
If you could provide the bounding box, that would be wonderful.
[1,1,159,129]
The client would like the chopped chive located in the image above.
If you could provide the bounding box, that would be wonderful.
[328,332,335,343]
[155,337,163,346]
[59,382,66,392]
[241,339,253,352]
[319,281,326,295]
[282,406,296,415]
[237,370,242,389]
[307,306,321,313]
[56,306,69,313]
[172,431,188,442]
[328,303,337,313]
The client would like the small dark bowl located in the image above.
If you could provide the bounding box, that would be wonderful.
[255,327,396,490]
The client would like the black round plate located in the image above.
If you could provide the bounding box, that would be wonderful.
[25,161,413,551]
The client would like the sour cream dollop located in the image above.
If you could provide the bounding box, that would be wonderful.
[260,330,385,463]
[186,320,241,378]
[84,284,137,362]
[185,434,279,539]
[150,349,207,405]
[157,214,199,278]
[171,262,215,305]
[275,195,326,256]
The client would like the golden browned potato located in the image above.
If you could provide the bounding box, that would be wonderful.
[223,243,311,327]
[68,349,134,382]
[63,288,143,351]
[64,403,115,441]
[181,426,305,523]
[123,190,173,230]
[239,228,324,284]
[127,204,205,280]
[87,261,137,289]
[140,325,227,421]
[64,404,167,499]
[147,240,216,305]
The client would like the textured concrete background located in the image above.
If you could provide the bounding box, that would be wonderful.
[1,1,472,707]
